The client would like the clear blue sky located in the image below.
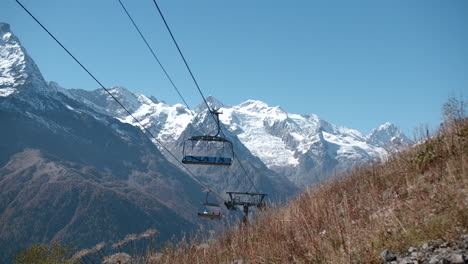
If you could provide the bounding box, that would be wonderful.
[1,0,467,135]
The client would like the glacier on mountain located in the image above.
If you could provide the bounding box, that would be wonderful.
[210,98,411,185]
[63,86,411,185]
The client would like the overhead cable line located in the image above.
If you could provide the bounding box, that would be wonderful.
[150,0,259,193]
[118,0,248,193]
[117,1,248,192]
[150,0,213,116]
[15,0,224,201]
[118,0,213,137]
[117,0,190,110]
[118,0,211,144]
[220,128,258,193]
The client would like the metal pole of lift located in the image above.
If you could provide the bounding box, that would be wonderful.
[242,205,249,225]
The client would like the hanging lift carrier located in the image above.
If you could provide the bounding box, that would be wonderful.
[197,190,223,220]
[182,109,234,166]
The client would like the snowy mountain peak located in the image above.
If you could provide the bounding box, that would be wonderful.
[0,22,11,34]
[367,122,411,149]
[195,96,226,112]
[149,96,159,104]
[108,86,130,95]
[377,122,394,131]
[63,87,194,143]
[368,122,398,138]
[235,100,288,122]
[239,99,271,111]
[108,86,148,108]
[0,22,48,94]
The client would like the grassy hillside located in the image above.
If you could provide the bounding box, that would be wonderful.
[146,100,467,264]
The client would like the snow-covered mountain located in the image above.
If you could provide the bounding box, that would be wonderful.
[215,99,411,185]
[65,87,411,186]
[60,86,194,144]
[0,23,50,95]
[62,88,298,197]
[0,22,207,262]
[367,122,411,150]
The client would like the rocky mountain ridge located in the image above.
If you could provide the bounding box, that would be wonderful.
[64,87,411,185]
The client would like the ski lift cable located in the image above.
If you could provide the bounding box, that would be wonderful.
[183,115,246,193]
[216,119,258,192]
[190,113,247,191]
[117,2,225,156]
[14,0,225,201]
[118,0,218,142]
[122,0,247,196]
[218,127,258,193]
[117,0,191,110]
[150,0,259,193]
[150,0,214,118]
[120,0,250,192]
[147,0,258,192]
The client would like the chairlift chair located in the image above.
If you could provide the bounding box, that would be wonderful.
[202,190,221,207]
[182,109,234,166]
[197,190,223,220]
[197,211,223,220]
[182,135,233,166]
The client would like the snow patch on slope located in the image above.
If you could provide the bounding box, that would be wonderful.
[121,100,194,143]
[0,23,48,91]
[58,87,410,185]
[0,29,26,87]
[217,98,405,171]
[62,86,195,144]
[219,100,299,167]
[0,87,16,97]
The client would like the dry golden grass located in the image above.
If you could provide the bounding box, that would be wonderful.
[147,101,467,264]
